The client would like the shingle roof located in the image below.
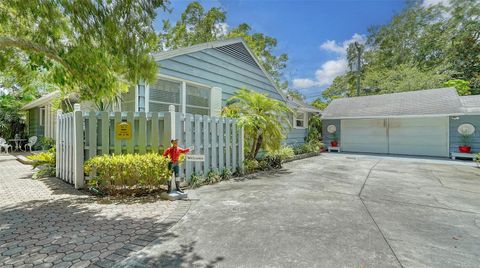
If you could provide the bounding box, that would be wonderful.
[460,95,480,114]
[286,96,322,113]
[322,88,465,119]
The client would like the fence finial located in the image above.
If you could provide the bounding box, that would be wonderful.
[57,109,63,116]
[168,105,175,112]
[74,103,81,111]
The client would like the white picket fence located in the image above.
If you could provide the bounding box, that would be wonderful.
[56,104,244,189]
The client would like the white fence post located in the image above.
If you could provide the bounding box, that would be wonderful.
[73,104,84,189]
[55,109,62,178]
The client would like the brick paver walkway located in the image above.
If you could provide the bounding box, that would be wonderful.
[0,154,190,267]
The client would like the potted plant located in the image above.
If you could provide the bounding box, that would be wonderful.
[330,133,338,147]
[459,133,472,153]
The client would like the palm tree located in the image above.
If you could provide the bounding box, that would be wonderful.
[223,88,292,159]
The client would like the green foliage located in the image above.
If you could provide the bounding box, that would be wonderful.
[220,168,232,181]
[159,1,288,85]
[0,91,34,139]
[306,115,322,143]
[206,170,221,184]
[444,79,471,96]
[223,88,292,160]
[475,153,480,167]
[460,134,472,146]
[189,172,205,189]
[84,153,170,195]
[311,98,328,110]
[266,146,295,162]
[323,0,480,100]
[38,136,55,150]
[244,159,260,174]
[0,0,168,109]
[27,147,56,178]
[293,140,323,155]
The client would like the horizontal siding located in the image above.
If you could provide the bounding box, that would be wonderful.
[322,119,341,146]
[285,128,307,145]
[449,115,480,153]
[157,48,283,103]
[28,108,44,138]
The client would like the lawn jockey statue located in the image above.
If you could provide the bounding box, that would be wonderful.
[163,139,192,193]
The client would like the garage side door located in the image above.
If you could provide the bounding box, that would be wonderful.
[388,117,448,157]
[341,119,388,154]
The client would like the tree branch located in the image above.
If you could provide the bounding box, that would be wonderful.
[0,36,72,74]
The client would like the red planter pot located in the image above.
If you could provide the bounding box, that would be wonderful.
[330,140,338,147]
[459,146,471,153]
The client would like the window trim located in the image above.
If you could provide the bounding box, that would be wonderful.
[138,74,213,115]
[294,110,307,129]
[39,107,45,126]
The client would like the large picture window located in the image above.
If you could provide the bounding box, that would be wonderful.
[146,77,213,115]
[149,79,181,112]
[186,84,210,115]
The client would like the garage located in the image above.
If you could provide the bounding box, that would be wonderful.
[341,117,449,157]
[321,88,474,158]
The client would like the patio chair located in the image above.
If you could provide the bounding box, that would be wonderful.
[24,136,38,152]
[0,138,12,153]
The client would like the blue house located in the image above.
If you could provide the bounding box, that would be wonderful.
[23,38,320,145]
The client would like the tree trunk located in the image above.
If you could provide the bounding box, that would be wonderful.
[249,130,258,159]
[253,134,263,159]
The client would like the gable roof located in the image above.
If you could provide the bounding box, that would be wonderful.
[153,38,287,101]
[322,88,466,119]
[21,90,61,110]
[286,96,322,113]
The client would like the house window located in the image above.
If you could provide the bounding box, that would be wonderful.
[186,84,210,115]
[39,107,45,126]
[295,112,306,129]
[149,79,181,112]
[137,84,146,112]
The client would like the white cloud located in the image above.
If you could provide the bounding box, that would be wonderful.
[293,33,364,89]
[422,0,450,7]
[293,59,347,89]
[214,22,229,37]
[320,33,366,55]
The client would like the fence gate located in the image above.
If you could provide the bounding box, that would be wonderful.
[55,104,244,189]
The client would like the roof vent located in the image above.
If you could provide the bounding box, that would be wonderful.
[214,42,261,70]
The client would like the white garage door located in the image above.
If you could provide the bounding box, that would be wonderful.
[388,117,449,157]
[341,119,388,154]
[340,117,449,157]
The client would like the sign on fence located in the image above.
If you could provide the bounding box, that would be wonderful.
[186,155,205,162]
[115,121,132,140]
[56,104,244,189]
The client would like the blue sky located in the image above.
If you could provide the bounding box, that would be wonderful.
[154,0,410,100]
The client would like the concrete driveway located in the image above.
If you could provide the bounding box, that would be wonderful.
[119,153,480,268]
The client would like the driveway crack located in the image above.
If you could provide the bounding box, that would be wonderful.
[358,159,404,268]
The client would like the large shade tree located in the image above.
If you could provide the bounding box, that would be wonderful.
[0,0,168,110]
[320,0,479,103]
[159,1,288,89]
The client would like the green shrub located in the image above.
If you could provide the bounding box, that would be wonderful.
[84,153,170,195]
[27,147,56,178]
[244,159,259,173]
[189,172,205,188]
[266,146,294,162]
[293,140,323,155]
[206,170,221,184]
[220,168,232,181]
[38,136,55,150]
[258,159,270,170]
